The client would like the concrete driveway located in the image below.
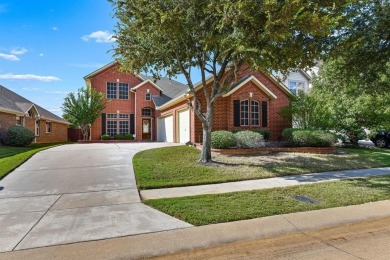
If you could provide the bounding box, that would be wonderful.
[0,143,191,252]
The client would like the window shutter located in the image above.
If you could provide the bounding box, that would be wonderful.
[101,113,106,135]
[261,101,268,127]
[233,100,240,126]
[130,114,135,134]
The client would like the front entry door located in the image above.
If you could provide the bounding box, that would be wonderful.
[142,119,151,140]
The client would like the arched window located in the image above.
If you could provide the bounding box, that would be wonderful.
[142,108,152,117]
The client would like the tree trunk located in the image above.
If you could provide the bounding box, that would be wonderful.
[200,123,212,163]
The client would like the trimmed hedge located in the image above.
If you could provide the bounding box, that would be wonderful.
[211,131,236,149]
[7,125,35,147]
[232,129,270,141]
[235,130,265,149]
[282,128,336,147]
[124,133,133,140]
[101,134,110,140]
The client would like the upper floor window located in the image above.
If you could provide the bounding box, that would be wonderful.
[106,82,129,99]
[119,83,129,99]
[145,92,151,101]
[107,82,117,99]
[142,108,152,117]
[288,80,305,95]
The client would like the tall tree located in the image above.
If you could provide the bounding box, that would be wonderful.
[110,0,351,162]
[330,0,390,92]
[62,86,108,140]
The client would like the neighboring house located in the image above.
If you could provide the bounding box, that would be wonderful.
[84,62,292,143]
[273,61,321,94]
[0,85,69,144]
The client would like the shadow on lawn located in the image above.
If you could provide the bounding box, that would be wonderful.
[348,175,390,193]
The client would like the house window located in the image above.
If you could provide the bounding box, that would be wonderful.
[16,116,23,126]
[107,82,117,99]
[145,92,151,101]
[288,80,305,95]
[35,120,40,136]
[46,122,52,133]
[119,83,129,99]
[251,100,259,126]
[142,108,152,117]
[240,100,249,126]
[28,110,34,117]
[106,113,130,137]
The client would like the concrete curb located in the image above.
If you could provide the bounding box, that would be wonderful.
[2,200,389,260]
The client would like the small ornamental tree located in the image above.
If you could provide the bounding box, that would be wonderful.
[62,86,108,140]
[110,0,352,162]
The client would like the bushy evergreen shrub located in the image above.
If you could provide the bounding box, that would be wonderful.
[211,130,236,149]
[235,130,265,148]
[282,128,336,147]
[232,129,270,141]
[101,134,110,140]
[7,125,35,147]
[124,133,133,140]
[114,134,124,140]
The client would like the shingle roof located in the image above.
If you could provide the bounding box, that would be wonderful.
[0,85,68,124]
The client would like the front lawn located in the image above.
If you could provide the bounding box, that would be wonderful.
[0,143,65,179]
[145,175,390,226]
[133,146,390,189]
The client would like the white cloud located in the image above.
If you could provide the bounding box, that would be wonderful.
[0,53,19,61]
[0,74,61,82]
[22,87,41,91]
[39,53,44,57]
[81,30,115,43]
[10,47,28,55]
[52,26,58,31]
[45,90,69,94]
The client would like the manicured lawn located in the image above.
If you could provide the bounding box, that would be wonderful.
[145,175,390,226]
[133,146,390,189]
[0,143,65,179]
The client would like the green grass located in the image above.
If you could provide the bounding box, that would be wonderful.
[133,146,390,189]
[0,143,65,179]
[145,175,390,226]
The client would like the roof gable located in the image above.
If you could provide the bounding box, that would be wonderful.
[132,79,163,92]
[222,75,277,99]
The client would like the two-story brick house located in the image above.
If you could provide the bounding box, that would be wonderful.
[84,62,292,143]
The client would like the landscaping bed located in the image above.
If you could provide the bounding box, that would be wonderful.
[133,146,390,189]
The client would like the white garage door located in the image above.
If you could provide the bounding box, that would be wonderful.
[178,109,190,144]
[157,115,173,142]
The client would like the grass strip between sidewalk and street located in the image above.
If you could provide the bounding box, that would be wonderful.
[0,143,65,179]
[144,175,390,226]
[133,146,390,189]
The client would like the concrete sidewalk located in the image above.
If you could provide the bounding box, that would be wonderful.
[140,167,390,200]
[2,200,389,260]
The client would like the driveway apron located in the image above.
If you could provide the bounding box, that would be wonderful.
[0,143,191,252]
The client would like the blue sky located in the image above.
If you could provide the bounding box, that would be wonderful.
[0,0,121,116]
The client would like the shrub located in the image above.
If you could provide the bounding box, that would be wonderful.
[101,134,110,140]
[124,133,133,140]
[7,125,35,147]
[211,130,236,149]
[232,129,270,141]
[235,130,265,149]
[114,134,124,140]
[282,128,336,147]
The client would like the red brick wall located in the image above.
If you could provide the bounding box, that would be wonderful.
[134,82,160,141]
[88,63,142,140]
[184,69,291,143]
[0,112,16,143]
[35,120,68,143]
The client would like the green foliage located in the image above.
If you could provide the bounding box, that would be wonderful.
[282,128,336,147]
[232,130,270,141]
[211,131,236,149]
[114,134,124,140]
[62,86,108,140]
[123,133,133,140]
[330,1,390,92]
[234,131,265,149]
[101,134,110,140]
[110,0,351,162]
[310,59,390,144]
[7,125,35,147]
